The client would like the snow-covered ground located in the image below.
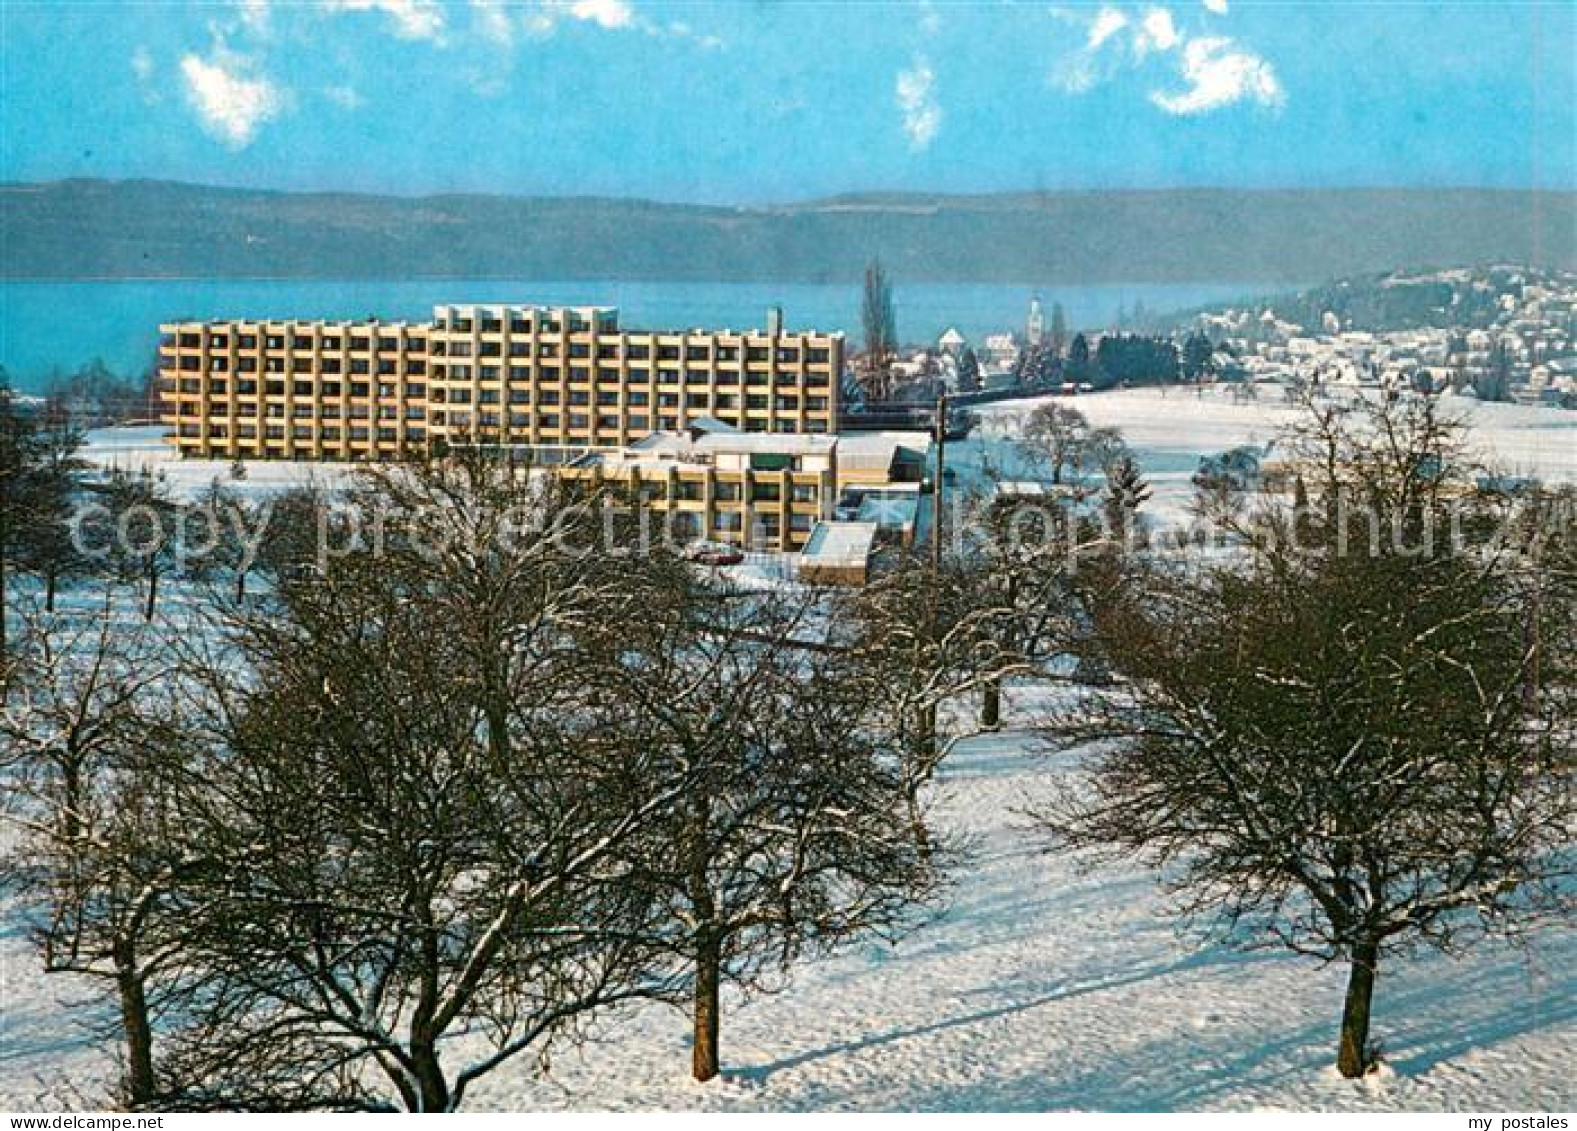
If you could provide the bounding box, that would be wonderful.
[77,425,357,504]
[3,693,1572,1111]
[965,386,1577,530]
[3,393,1572,1111]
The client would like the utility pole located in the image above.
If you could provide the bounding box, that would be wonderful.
[931,391,948,575]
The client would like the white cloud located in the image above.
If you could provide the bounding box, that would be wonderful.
[569,0,634,29]
[131,46,155,83]
[235,0,271,35]
[1052,3,1282,115]
[324,83,364,110]
[470,0,515,47]
[521,0,640,37]
[1134,7,1179,55]
[324,0,444,41]
[1202,0,1228,13]
[180,47,284,147]
[1087,6,1128,49]
[1150,34,1283,114]
[896,57,941,150]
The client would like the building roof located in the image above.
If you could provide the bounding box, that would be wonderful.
[802,521,879,566]
[834,430,932,472]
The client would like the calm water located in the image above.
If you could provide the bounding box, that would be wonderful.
[0,279,1271,392]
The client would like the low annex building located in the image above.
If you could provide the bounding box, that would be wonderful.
[560,422,931,554]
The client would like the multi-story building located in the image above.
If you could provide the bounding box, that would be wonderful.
[159,304,843,462]
[159,318,432,461]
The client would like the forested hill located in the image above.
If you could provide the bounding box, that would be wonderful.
[3,180,1573,283]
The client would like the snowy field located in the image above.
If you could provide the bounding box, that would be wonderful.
[2,390,1574,1111]
[4,696,1572,1112]
[965,386,1577,530]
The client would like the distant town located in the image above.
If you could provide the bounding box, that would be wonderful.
[875,266,1577,410]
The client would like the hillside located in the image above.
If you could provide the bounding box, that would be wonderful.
[3,181,1573,283]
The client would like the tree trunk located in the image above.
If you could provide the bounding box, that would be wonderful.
[1337,940,1379,1078]
[143,569,157,622]
[234,568,247,603]
[45,569,57,612]
[905,780,933,863]
[981,678,1001,729]
[687,793,723,1083]
[0,521,8,658]
[692,931,722,1082]
[113,942,156,1107]
[409,1037,450,1112]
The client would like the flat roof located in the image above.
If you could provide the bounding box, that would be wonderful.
[802,520,879,566]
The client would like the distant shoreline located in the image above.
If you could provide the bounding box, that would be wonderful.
[6,181,1570,284]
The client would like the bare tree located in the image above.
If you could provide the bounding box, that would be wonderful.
[837,550,1027,854]
[1017,403,1093,487]
[1032,395,1575,1078]
[860,260,899,403]
[612,576,940,1081]
[172,454,695,1111]
[0,599,198,1106]
[86,467,179,622]
[14,399,88,612]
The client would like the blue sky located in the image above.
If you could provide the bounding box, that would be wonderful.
[1,1,1572,202]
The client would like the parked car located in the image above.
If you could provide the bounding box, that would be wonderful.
[685,541,745,566]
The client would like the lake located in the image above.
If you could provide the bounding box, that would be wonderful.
[0,279,1275,393]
